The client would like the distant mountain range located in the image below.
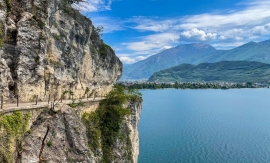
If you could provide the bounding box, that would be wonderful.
[121,43,216,80]
[121,39,270,80]
[195,40,270,64]
[148,61,270,83]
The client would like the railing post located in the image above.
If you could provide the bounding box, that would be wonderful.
[17,95,19,107]
[36,95,38,105]
[1,95,3,110]
[48,95,50,104]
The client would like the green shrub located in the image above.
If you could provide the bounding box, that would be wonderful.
[85,87,90,96]
[47,141,53,147]
[0,22,5,48]
[53,33,60,40]
[82,85,140,162]
[4,0,11,12]
[32,16,45,29]
[68,99,84,108]
[99,42,111,56]
[49,59,62,67]
[0,111,31,137]
[82,112,101,154]
[0,111,31,162]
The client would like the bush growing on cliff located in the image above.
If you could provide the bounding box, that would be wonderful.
[0,21,5,48]
[60,0,83,18]
[82,112,101,154]
[99,42,111,56]
[0,111,31,162]
[4,0,11,12]
[82,85,141,162]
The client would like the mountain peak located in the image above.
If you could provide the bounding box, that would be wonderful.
[176,43,215,50]
[192,43,215,49]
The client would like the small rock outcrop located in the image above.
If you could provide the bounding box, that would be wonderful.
[0,0,122,102]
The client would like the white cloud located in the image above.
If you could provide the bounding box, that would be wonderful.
[130,17,176,32]
[124,42,158,51]
[144,32,180,42]
[120,55,150,64]
[135,56,147,61]
[119,57,136,64]
[178,1,270,30]
[90,16,125,33]
[73,0,113,12]
[251,23,270,35]
[180,28,217,41]
[123,33,180,51]
[133,24,170,32]
[119,55,154,64]
[128,0,270,44]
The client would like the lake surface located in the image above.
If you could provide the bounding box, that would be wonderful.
[138,89,270,163]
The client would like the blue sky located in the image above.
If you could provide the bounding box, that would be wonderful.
[75,0,270,64]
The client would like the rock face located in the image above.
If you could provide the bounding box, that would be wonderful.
[0,0,122,102]
[0,58,14,99]
[20,101,142,163]
[21,105,98,163]
[109,100,142,163]
[124,101,142,163]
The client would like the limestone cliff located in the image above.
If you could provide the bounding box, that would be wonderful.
[108,100,142,163]
[0,99,142,163]
[0,1,143,162]
[0,0,122,102]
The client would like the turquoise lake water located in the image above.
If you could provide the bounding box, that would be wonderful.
[138,89,270,163]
